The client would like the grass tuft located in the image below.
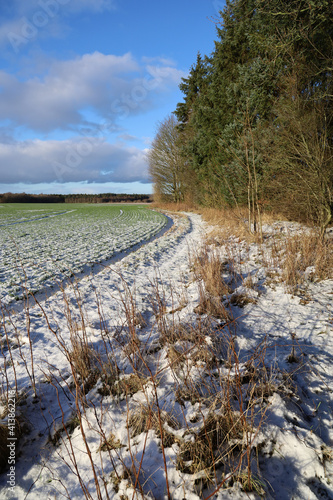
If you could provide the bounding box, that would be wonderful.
[100,433,125,452]
[128,402,179,447]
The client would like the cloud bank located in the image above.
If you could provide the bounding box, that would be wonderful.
[0,50,184,188]
[0,52,183,132]
[0,138,150,185]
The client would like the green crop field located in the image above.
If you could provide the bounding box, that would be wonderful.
[0,203,167,304]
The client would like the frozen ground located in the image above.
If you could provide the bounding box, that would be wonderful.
[0,204,168,305]
[0,210,332,499]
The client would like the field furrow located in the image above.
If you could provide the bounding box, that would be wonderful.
[0,204,167,305]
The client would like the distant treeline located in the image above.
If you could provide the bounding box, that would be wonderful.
[0,193,152,204]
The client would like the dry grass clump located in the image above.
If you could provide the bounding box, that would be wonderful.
[100,432,125,452]
[229,292,257,308]
[111,373,147,399]
[146,279,167,319]
[174,366,222,406]
[49,412,80,446]
[191,342,218,369]
[167,345,186,369]
[194,288,232,322]
[200,207,257,242]
[97,359,120,396]
[191,246,230,298]
[281,233,333,289]
[133,311,147,328]
[162,321,223,375]
[151,201,194,212]
[128,402,179,447]
[160,321,206,346]
[122,333,141,358]
[98,368,146,399]
[190,246,234,321]
[321,445,333,465]
[69,332,96,381]
[175,385,204,406]
[234,471,266,495]
[240,358,297,407]
[251,380,277,401]
[240,364,279,402]
[68,334,101,394]
[264,230,333,291]
[176,410,245,479]
[110,468,132,494]
[173,355,272,496]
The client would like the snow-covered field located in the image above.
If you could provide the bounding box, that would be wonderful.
[0,209,332,499]
[0,204,168,305]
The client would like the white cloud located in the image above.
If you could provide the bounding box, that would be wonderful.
[0,52,184,132]
[0,137,150,185]
[0,52,137,131]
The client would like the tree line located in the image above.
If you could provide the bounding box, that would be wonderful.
[148,0,333,236]
[0,193,152,204]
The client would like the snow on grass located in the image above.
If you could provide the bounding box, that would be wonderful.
[0,204,167,305]
[0,209,333,499]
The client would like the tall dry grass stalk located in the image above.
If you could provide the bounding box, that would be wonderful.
[190,205,332,290]
[281,233,333,289]
[190,245,233,322]
[1,211,326,498]
[150,201,195,212]
[201,207,283,245]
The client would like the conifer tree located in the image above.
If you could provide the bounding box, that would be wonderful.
[149,0,332,230]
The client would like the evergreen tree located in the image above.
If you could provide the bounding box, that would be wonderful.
[149,0,333,230]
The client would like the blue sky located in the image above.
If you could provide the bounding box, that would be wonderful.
[0,0,225,195]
